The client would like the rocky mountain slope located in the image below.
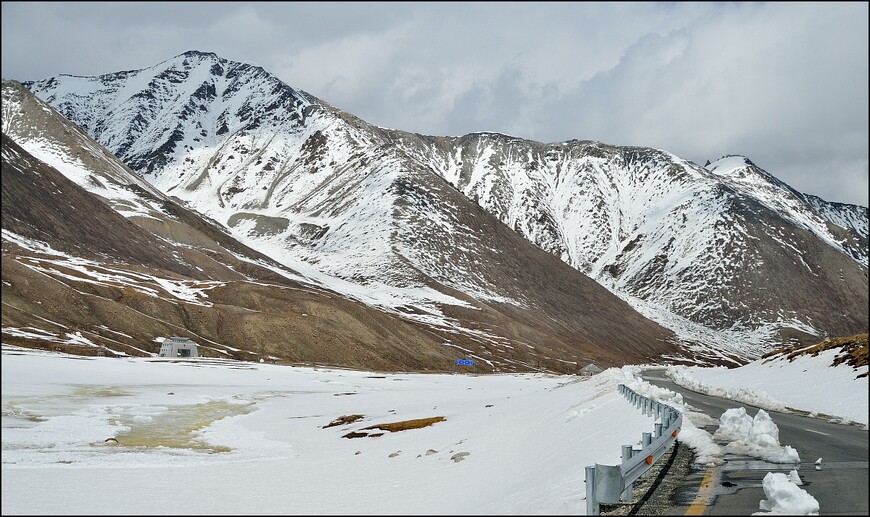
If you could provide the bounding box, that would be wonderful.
[387,132,868,355]
[18,50,869,362]
[3,78,679,371]
[1,126,484,371]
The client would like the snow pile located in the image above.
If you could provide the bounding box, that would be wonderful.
[675,417,724,466]
[714,408,800,463]
[753,471,819,515]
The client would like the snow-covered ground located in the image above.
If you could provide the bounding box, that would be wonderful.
[2,347,658,515]
[1,346,845,515]
[666,348,869,427]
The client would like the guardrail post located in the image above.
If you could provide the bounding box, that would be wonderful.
[621,445,634,501]
[654,422,663,438]
[586,465,599,515]
[641,431,653,478]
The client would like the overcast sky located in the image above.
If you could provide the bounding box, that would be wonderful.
[2,2,868,206]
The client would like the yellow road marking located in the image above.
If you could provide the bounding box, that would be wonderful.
[685,467,718,515]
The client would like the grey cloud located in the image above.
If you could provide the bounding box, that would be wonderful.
[2,2,866,205]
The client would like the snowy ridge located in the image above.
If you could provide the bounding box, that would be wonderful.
[802,193,868,241]
[707,155,868,266]
[25,51,310,181]
[2,80,168,220]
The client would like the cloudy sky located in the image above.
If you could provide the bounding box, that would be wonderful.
[2,2,867,205]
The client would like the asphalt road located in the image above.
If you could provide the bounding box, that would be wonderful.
[641,369,869,515]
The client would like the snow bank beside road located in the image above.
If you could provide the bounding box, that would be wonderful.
[666,348,868,426]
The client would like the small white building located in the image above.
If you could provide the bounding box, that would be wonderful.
[159,336,199,358]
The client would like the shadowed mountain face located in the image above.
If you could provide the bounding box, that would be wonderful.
[2,78,678,371]
[14,50,869,363]
[2,133,182,272]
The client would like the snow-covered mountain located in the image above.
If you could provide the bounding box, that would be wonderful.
[386,132,868,356]
[3,77,679,371]
[2,80,481,370]
[19,50,869,362]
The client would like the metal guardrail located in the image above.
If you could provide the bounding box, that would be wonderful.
[584,384,682,515]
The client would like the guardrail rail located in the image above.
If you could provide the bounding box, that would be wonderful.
[584,384,682,515]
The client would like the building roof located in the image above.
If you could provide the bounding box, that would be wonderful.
[166,336,196,344]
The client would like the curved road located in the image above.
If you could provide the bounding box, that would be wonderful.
[641,369,869,515]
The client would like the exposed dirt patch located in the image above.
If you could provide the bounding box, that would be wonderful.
[323,414,364,429]
[340,416,446,438]
[362,416,445,433]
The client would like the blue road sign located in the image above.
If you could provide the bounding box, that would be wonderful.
[455,359,474,366]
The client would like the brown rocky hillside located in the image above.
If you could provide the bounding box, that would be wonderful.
[763,333,868,378]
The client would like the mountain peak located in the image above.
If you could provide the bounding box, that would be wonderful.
[706,154,780,184]
[707,154,756,171]
[179,50,219,59]
[706,155,796,191]
[162,49,225,73]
